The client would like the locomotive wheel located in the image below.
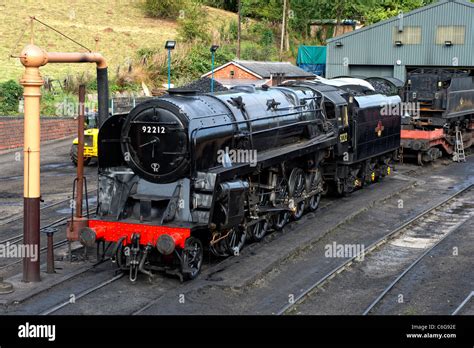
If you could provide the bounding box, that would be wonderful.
[225,226,246,255]
[289,168,305,220]
[329,180,345,197]
[248,183,270,242]
[272,177,290,230]
[321,181,329,196]
[248,219,269,242]
[306,168,322,212]
[308,193,321,211]
[115,240,128,271]
[210,236,229,257]
[272,211,289,230]
[344,176,356,194]
[182,237,203,280]
[417,152,424,166]
[364,162,376,185]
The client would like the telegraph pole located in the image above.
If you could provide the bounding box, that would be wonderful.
[280,0,287,60]
[237,0,241,59]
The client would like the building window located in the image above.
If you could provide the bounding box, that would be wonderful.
[436,26,465,45]
[393,26,422,45]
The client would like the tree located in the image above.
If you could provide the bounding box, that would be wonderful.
[241,0,283,23]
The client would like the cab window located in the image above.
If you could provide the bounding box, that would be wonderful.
[324,101,336,119]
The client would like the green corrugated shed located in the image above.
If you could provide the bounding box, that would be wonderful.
[326,0,474,81]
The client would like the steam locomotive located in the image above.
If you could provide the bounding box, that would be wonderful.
[79,79,401,281]
[399,69,474,164]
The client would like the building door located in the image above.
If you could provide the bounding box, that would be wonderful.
[349,65,394,78]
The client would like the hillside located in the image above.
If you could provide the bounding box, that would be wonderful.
[0,0,237,82]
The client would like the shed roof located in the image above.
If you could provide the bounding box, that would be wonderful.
[202,60,315,79]
[327,0,474,43]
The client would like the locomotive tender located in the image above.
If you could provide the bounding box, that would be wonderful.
[79,79,401,281]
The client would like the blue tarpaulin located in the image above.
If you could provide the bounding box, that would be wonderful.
[297,46,327,76]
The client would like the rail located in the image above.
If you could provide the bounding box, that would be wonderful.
[277,183,473,315]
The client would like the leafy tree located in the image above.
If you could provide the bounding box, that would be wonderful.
[357,0,436,24]
[248,22,275,46]
[241,0,283,22]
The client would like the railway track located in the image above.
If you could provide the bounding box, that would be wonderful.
[0,207,96,247]
[40,260,218,315]
[277,183,474,315]
[362,209,472,315]
[40,272,124,315]
[36,239,228,315]
[14,199,335,315]
[0,189,96,227]
[11,175,473,316]
[0,207,96,273]
[452,291,474,315]
[0,239,70,272]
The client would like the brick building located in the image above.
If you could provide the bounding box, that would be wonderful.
[202,60,315,87]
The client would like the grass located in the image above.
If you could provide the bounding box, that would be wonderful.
[0,0,238,83]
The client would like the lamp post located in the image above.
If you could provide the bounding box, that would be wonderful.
[210,45,219,93]
[165,40,176,89]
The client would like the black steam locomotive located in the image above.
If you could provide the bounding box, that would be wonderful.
[79,79,401,281]
[400,69,474,164]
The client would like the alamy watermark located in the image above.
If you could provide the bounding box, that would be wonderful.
[55,99,98,118]
[0,243,38,262]
[324,242,365,261]
[217,147,258,167]
[18,322,55,342]
[381,101,420,117]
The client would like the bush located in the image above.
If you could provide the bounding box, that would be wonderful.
[228,19,239,40]
[62,72,95,94]
[138,43,235,87]
[40,91,60,116]
[248,22,275,47]
[142,0,187,19]
[185,45,236,77]
[0,80,23,115]
[136,47,158,65]
[218,19,238,43]
[202,0,238,11]
[177,2,210,42]
[240,42,278,61]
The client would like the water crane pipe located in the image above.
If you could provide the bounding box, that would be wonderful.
[19,43,109,282]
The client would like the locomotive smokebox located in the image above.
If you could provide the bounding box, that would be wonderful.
[120,99,190,184]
